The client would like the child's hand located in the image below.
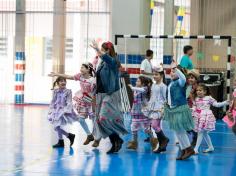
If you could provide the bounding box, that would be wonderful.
[226,111,235,122]
[226,111,232,116]
[48,72,57,77]
[128,84,132,88]
[227,112,234,122]
[171,60,177,69]
[225,100,230,105]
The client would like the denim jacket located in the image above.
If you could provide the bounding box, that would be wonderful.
[96,54,120,94]
[170,80,187,107]
[167,69,187,107]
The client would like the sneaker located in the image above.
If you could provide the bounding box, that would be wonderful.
[144,137,150,143]
[203,147,214,153]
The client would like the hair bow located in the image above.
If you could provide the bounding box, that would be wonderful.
[106,41,113,49]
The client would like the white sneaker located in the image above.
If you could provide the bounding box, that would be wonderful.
[194,149,199,155]
[203,147,214,153]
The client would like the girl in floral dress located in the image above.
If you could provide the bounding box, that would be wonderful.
[192,84,228,154]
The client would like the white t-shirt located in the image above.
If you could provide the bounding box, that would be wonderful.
[140,59,153,79]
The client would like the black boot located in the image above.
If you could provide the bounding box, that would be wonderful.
[154,130,169,153]
[53,139,64,148]
[67,133,75,147]
[144,125,151,142]
[181,146,195,160]
[107,134,116,154]
[113,133,124,152]
[191,131,198,147]
[83,134,94,145]
[176,150,185,160]
[144,137,150,143]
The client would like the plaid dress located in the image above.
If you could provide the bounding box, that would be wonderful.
[73,73,96,118]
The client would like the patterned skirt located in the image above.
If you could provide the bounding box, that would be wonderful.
[131,116,151,132]
[73,95,94,118]
[164,104,194,131]
[193,109,216,132]
[147,102,164,120]
[93,90,128,139]
[74,103,94,118]
[48,109,78,129]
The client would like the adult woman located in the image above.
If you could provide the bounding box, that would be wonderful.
[90,40,128,154]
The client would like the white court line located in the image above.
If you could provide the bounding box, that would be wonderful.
[0,151,75,176]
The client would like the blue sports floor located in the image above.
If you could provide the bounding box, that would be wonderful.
[0,105,235,176]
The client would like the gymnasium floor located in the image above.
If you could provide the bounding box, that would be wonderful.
[0,105,235,176]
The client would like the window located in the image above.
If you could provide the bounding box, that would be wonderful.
[0,0,111,103]
[0,38,7,56]
[65,38,74,59]
[43,38,52,60]
[150,0,191,64]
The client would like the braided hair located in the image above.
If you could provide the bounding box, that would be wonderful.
[52,76,66,90]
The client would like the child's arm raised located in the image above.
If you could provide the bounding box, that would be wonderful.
[175,68,186,87]
[128,85,146,93]
[212,101,229,108]
[210,96,229,108]
[171,61,186,87]
[48,72,74,80]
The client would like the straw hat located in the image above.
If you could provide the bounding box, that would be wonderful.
[187,69,200,79]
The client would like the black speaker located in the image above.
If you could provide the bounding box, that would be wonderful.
[199,72,225,119]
